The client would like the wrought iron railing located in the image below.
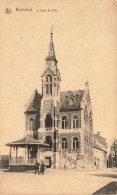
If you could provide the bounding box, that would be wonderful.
[9,157,37,165]
[44,148,52,151]
[46,127,52,131]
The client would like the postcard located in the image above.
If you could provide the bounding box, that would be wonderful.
[0,0,117,194]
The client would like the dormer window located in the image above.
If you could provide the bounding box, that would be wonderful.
[29,118,34,131]
[69,97,74,105]
[67,95,76,106]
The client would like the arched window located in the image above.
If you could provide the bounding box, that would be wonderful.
[62,116,67,129]
[46,85,49,94]
[46,76,48,82]
[29,118,34,131]
[62,137,67,149]
[73,115,79,129]
[46,75,52,95]
[46,75,52,82]
[45,136,52,148]
[73,137,79,149]
[45,114,52,130]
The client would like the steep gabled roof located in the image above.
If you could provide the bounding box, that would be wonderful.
[94,142,107,153]
[25,89,42,113]
[93,133,107,147]
[60,90,84,111]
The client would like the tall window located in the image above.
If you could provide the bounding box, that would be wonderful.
[73,115,79,129]
[57,85,59,95]
[46,75,52,95]
[46,85,49,94]
[62,116,67,129]
[57,115,59,128]
[62,137,67,149]
[73,137,79,149]
[89,111,93,133]
[29,118,34,131]
[84,107,88,122]
[45,114,52,130]
[45,136,52,148]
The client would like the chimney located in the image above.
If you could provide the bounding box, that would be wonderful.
[97,132,100,136]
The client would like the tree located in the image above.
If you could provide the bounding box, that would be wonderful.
[108,139,117,168]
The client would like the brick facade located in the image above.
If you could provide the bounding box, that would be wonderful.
[23,32,94,169]
[5,31,108,170]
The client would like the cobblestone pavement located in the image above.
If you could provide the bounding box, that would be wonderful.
[0,168,117,195]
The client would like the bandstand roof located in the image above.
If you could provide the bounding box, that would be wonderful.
[6,136,49,147]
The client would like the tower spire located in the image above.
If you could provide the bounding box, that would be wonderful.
[45,26,57,62]
[50,25,54,38]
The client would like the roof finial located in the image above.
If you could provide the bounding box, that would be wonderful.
[50,25,54,38]
[85,77,89,87]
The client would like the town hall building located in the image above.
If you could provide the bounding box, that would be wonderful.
[6,31,106,171]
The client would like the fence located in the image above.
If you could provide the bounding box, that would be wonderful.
[9,157,37,165]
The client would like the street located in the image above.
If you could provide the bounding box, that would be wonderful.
[0,168,117,195]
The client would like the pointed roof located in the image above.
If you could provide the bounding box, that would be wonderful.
[25,89,42,113]
[6,136,49,147]
[45,31,57,62]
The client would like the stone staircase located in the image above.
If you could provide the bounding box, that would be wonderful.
[59,153,77,169]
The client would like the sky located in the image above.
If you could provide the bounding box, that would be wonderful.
[0,0,117,154]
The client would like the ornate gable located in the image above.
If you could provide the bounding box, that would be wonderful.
[60,90,84,111]
[67,94,77,106]
[41,66,56,78]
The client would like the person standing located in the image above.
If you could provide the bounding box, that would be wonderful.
[38,163,41,174]
[35,161,39,174]
[64,163,66,170]
[41,161,45,175]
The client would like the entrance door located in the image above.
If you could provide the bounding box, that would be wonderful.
[45,157,52,168]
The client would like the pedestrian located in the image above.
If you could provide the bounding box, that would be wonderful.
[35,160,39,175]
[64,163,66,170]
[41,161,45,175]
[38,163,41,175]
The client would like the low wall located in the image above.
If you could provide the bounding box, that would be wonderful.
[9,165,36,172]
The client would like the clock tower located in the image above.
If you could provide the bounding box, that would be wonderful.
[38,29,61,168]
